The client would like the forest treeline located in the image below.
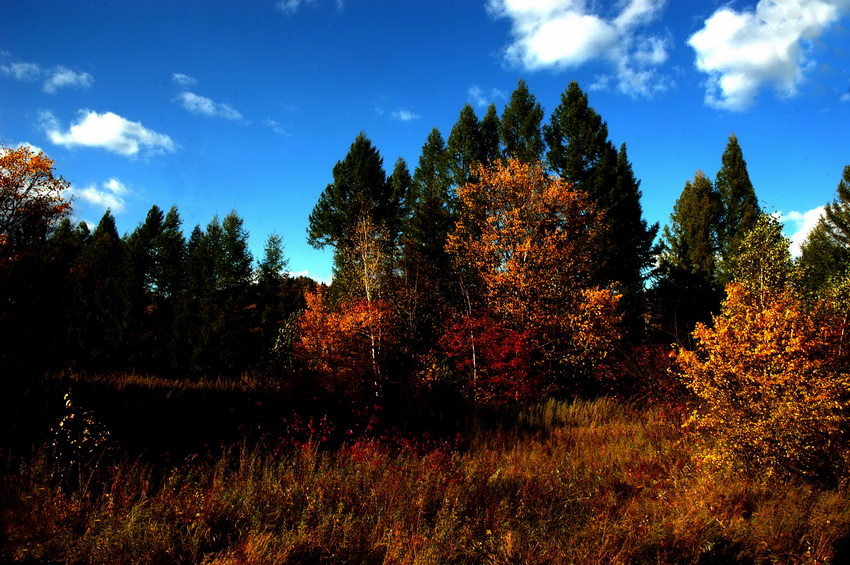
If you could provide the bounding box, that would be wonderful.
[3,80,850,479]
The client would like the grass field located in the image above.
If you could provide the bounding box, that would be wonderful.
[3,387,849,564]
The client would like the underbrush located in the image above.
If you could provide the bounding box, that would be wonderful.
[3,397,849,564]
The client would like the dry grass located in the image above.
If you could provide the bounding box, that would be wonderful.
[3,397,849,564]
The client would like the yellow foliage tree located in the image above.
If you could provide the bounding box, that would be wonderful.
[0,145,71,261]
[679,218,850,482]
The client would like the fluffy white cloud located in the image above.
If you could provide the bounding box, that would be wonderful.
[76,177,130,213]
[45,110,176,156]
[172,72,198,87]
[487,0,670,97]
[391,109,421,122]
[781,206,825,256]
[688,0,850,111]
[1,58,93,93]
[176,91,244,121]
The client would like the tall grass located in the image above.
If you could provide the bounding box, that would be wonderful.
[3,398,849,564]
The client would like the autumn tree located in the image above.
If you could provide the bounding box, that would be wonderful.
[447,159,621,394]
[0,145,71,260]
[295,287,397,405]
[0,145,73,370]
[678,217,850,483]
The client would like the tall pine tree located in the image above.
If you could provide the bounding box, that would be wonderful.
[651,171,722,343]
[545,81,658,337]
[499,79,545,164]
[716,133,760,281]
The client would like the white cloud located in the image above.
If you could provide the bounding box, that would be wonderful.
[842,92,850,102]
[172,72,198,87]
[42,66,93,93]
[780,206,825,256]
[688,0,850,111]
[45,110,176,157]
[1,57,93,93]
[1,61,41,81]
[391,109,421,122]
[487,0,671,97]
[468,85,508,107]
[76,177,130,213]
[176,91,244,121]
[264,118,290,135]
[276,0,315,14]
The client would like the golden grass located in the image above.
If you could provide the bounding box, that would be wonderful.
[3,397,849,564]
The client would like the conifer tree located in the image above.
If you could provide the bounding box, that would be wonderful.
[256,233,290,367]
[308,133,400,295]
[545,82,658,336]
[75,211,130,370]
[499,79,545,164]
[398,128,456,346]
[651,172,722,342]
[716,133,760,279]
[798,165,850,297]
[479,103,501,165]
[447,104,483,187]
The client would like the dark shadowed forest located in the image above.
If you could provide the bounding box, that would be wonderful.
[2,81,850,563]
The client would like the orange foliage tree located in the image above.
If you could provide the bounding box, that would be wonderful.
[678,217,850,482]
[294,288,397,403]
[447,159,622,392]
[0,145,71,262]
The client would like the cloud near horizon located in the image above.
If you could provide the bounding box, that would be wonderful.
[781,206,825,256]
[44,110,176,157]
[487,0,671,97]
[75,177,130,214]
[688,0,850,111]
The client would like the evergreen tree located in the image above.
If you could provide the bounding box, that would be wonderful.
[545,81,614,191]
[651,172,722,343]
[177,212,255,376]
[398,128,456,347]
[479,103,501,165]
[125,205,165,371]
[716,133,760,279]
[499,79,545,164]
[823,164,850,249]
[256,233,290,367]
[75,211,130,370]
[544,82,658,336]
[446,104,483,187]
[308,133,399,252]
[798,165,850,298]
[308,133,401,301]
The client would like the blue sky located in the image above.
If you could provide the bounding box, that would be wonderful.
[2,0,849,283]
